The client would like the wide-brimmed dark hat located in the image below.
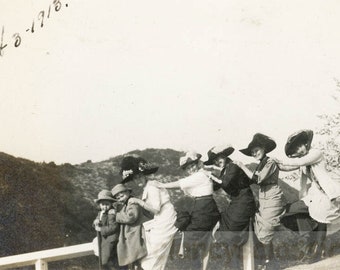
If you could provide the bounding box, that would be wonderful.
[239,133,276,156]
[285,129,313,157]
[179,151,202,169]
[111,184,132,198]
[120,155,159,183]
[94,190,115,203]
[203,145,235,165]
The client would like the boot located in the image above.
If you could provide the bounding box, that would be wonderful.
[300,222,326,264]
[262,242,279,270]
[299,232,314,263]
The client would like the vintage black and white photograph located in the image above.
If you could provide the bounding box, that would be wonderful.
[1,1,340,269]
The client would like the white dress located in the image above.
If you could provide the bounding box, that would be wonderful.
[287,149,340,224]
[141,181,178,270]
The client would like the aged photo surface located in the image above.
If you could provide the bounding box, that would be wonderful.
[1,1,340,269]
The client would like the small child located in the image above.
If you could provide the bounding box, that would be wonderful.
[111,184,147,270]
[93,190,120,270]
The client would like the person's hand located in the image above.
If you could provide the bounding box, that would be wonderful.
[149,181,165,188]
[129,197,142,205]
[233,160,244,168]
[203,165,219,171]
[95,225,101,232]
[269,157,281,164]
[113,201,123,211]
[93,219,100,227]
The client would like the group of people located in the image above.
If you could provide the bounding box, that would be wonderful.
[92,129,340,270]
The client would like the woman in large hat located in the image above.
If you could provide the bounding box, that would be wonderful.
[234,133,286,270]
[274,129,340,262]
[154,151,221,270]
[203,145,256,268]
[118,155,177,270]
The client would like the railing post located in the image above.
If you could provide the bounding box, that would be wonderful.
[35,259,48,270]
[243,220,255,270]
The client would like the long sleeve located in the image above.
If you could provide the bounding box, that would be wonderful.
[252,159,278,184]
[116,202,140,224]
[101,211,119,237]
[282,149,323,167]
[221,165,238,189]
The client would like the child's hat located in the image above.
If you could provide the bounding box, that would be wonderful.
[179,151,202,169]
[94,190,115,203]
[285,129,313,157]
[120,155,159,183]
[203,145,235,165]
[239,133,276,156]
[111,184,132,198]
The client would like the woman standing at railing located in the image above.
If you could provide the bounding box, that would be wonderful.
[274,129,340,263]
[154,151,221,270]
[234,133,286,270]
[119,156,178,270]
[203,145,256,269]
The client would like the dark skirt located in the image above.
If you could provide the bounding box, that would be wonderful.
[217,188,256,245]
[187,195,221,231]
[175,195,220,231]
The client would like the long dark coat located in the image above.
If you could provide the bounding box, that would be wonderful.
[94,209,119,265]
[115,198,149,266]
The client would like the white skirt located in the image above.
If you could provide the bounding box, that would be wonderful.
[302,183,340,224]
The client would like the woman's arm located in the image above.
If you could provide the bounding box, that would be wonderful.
[203,164,223,173]
[233,161,253,179]
[152,180,181,189]
[129,186,161,215]
[269,157,300,171]
[277,163,300,171]
[281,149,323,167]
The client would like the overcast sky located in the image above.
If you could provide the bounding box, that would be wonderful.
[1,0,339,164]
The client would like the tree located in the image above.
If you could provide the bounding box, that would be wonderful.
[316,79,340,171]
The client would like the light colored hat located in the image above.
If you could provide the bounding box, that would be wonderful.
[94,190,115,203]
[285,130,313,157]
[203,144,235,165]
[179,151,202,169]
[111,184,132,198]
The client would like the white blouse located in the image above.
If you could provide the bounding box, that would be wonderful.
[179,170,214,197]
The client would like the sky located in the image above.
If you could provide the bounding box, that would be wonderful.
[0,0,340,164]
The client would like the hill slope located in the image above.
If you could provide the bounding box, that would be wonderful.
[1,148,339,270]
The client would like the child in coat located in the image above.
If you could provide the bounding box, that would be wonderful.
[93,190,120,270]
[111,184,148,270]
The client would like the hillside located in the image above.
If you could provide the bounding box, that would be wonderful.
[0,148,187,259]
[0,148,339,270]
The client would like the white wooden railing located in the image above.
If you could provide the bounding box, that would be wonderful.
[0,243,93,270]
[0,228,254,270]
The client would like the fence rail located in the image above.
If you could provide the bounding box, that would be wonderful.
[0,243,93,270]
[0,228,254,270]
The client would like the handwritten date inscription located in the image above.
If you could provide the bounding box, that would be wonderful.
[0,0,68,57]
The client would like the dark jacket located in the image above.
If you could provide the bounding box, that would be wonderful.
[94,209,119,265]
[216,159,256,233]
